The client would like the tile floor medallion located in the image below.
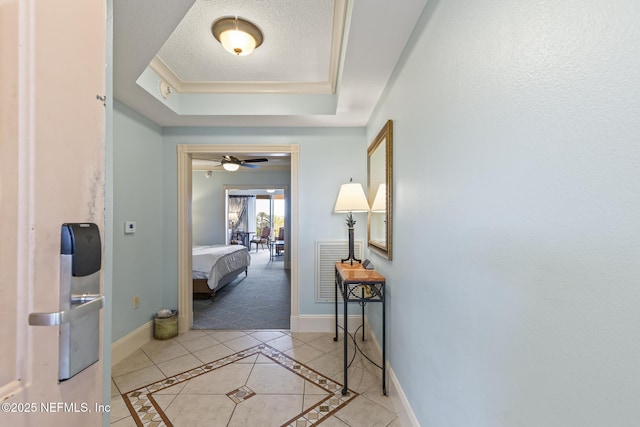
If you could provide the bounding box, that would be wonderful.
[121,343,358,426]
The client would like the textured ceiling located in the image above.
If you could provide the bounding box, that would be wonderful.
[156,0,335,84]
[113,0,429,127]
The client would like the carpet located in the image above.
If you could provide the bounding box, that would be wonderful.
[193,249,290,329]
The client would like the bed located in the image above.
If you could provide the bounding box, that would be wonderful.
[192,245,251,299]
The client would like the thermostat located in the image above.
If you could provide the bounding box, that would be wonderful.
[124,221,136,234]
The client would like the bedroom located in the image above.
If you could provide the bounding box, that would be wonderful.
[190,161,290,329]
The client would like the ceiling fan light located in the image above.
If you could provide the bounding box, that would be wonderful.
[223,162,240,171]
[212,17,264,57]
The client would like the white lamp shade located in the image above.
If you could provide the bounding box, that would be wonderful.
[223,162,240,171]
[334,182,370,212]
[219,29,257,56]
[370,184,386,212]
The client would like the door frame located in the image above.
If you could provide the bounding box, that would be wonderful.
[176,144,299,332]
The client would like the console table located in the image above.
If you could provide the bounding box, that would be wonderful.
[269,239,284,261]
[334,262,386,395]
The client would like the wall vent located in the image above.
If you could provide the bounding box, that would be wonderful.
[315,240,363,303]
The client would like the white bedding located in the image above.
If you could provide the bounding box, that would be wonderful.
[192,245,251,290]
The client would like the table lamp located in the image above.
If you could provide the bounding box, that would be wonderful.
[334,179,370,264]
[370,183,387,212]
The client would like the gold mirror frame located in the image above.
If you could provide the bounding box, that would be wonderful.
[367,120,392,260]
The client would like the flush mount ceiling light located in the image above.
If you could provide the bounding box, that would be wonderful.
[211,16,264,56]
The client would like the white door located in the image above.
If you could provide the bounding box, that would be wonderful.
[0,0,106,425]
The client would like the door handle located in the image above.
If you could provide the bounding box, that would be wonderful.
[28,295,104,326]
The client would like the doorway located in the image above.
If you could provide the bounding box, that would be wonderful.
[225,187,288,261]
[176,144,299,332]
[192,185,290,329]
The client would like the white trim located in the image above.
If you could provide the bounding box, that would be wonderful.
[111,321,154,367]
[367,327,421,427]
[389,368,421,427]
[177,145,193,332]
[149,56,334,94]
[177,144,299,333]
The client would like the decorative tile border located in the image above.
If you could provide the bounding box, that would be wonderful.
[121,343,357,427]
[226,385,256,404]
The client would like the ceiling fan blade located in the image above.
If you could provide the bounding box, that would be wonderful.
[217,155,268,167]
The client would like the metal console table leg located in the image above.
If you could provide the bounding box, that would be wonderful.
[334,274,339,342]
[342,290,349,395]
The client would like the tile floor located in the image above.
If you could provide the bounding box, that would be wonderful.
[111,329,399,426]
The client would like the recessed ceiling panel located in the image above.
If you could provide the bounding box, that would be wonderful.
[155,0,335,85]
[114,0,430,126]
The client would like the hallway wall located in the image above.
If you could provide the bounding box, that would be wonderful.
[112,101,164,341]
[365,0,640,425]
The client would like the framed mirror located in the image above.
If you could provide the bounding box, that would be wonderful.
[367,120,392,260]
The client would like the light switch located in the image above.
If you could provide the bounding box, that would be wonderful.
[124,221,136,234]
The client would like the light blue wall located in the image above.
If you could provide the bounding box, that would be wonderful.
[161,127,366,313]
[112,101,165,341]
[192,169,290,246]
[366,0,640,425]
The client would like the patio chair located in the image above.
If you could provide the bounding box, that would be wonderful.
[250,227,270,252]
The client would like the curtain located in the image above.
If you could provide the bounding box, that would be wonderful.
[228,195,253,233]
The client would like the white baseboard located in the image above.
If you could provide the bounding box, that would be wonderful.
[388,368,421,427]
[366,330,420,427]
[111,321,154,367]
[290,314,367,334]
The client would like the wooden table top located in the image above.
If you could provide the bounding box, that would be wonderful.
[335,262,385,284]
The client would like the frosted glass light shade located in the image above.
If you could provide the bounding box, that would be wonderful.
[219,29,256,56]
[334,182,370,213]
[212,17,264,56]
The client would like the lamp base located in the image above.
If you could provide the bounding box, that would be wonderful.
[341,226,361,266]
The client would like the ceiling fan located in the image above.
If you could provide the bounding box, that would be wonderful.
[195,155,269,171]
